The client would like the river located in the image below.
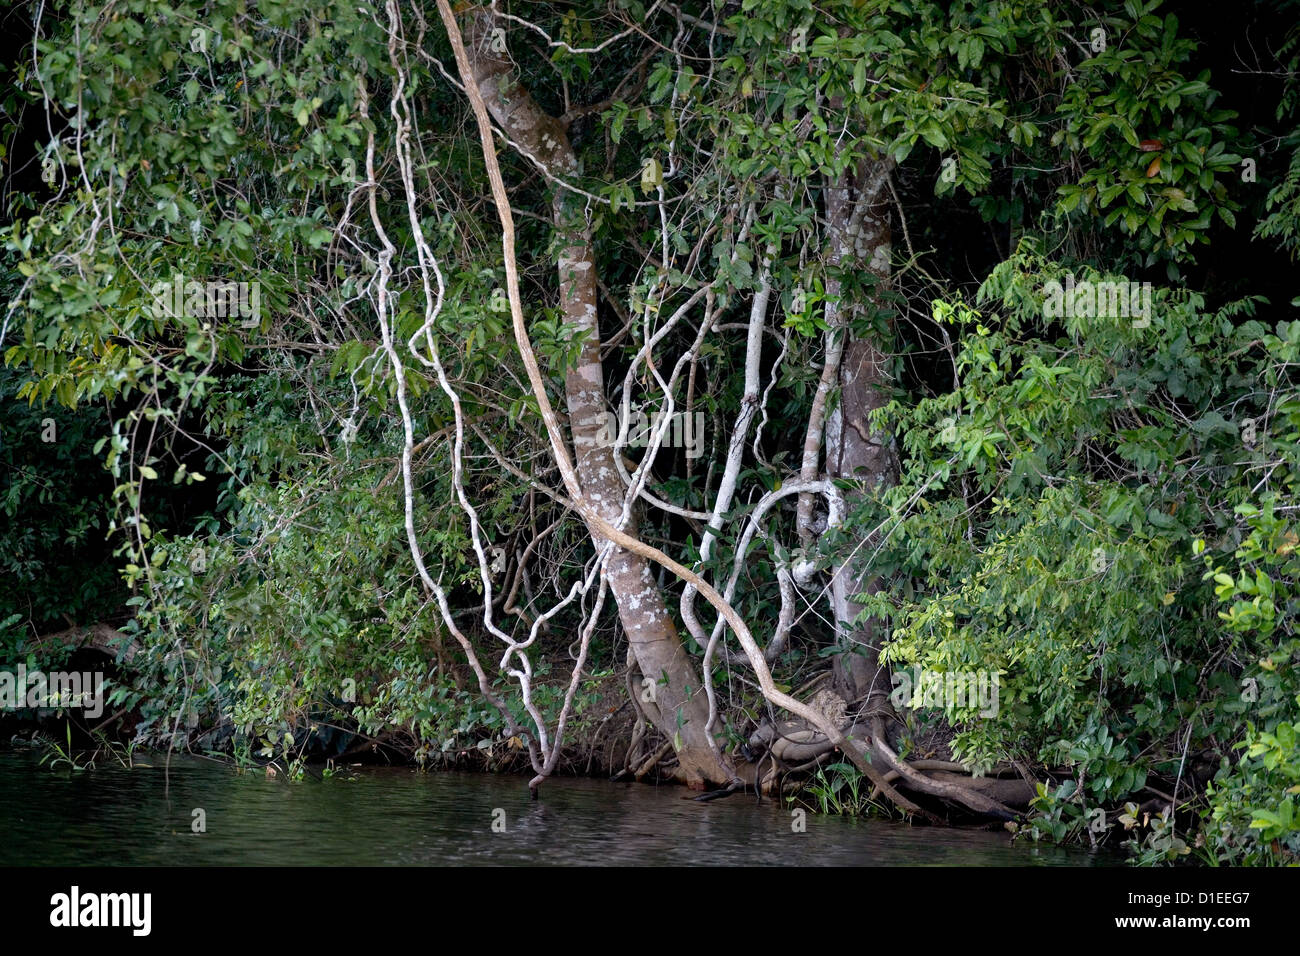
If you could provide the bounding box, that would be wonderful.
[0,752,1105,865]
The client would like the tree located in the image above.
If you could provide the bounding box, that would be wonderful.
[6,0,1295,856]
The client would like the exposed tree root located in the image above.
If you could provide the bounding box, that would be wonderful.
[634,740,675,781]
[920,771,1037,809]
[868,719,1019,821]
[743,689,1037,823]
[29,623,138,663]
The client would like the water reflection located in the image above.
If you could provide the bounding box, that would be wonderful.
[0,754,1104,866]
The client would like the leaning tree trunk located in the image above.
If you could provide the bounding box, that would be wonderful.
[461,9,730,787]
[821,158,899,720]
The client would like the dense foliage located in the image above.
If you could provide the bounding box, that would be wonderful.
[2,0,1298,863]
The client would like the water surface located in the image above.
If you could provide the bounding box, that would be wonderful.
[0,752,1104,865]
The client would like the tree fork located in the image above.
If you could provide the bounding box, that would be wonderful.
[439,2,730,787]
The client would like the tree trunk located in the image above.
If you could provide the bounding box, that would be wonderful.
[821,157,899,718]
[462,9,730,786]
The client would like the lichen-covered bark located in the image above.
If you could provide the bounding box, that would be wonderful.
[463,9,729,786]
[821,157,899,715]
